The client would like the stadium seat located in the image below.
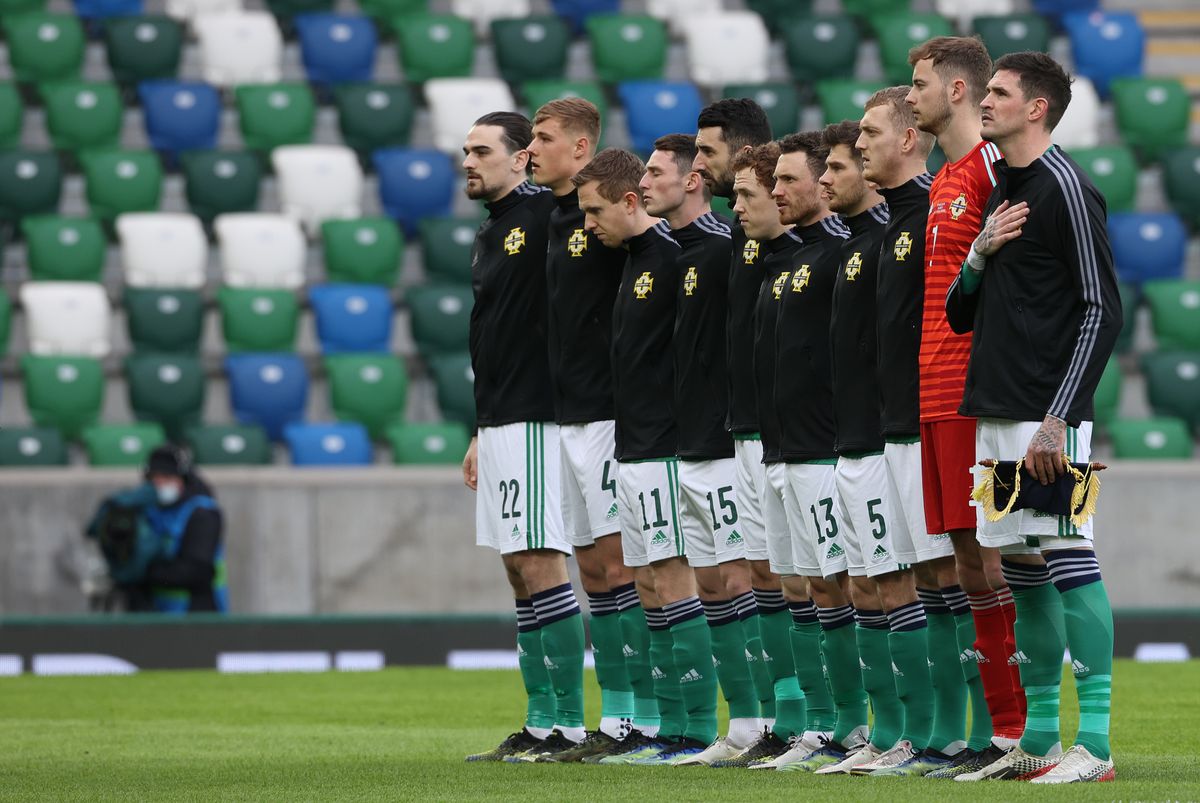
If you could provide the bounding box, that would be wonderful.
[1162,147,1200,226]
[80,149,163,223]
[21,354,105,439]
[214,213,306,289]
[427,351,475,429]
[271,144,364,235]
[321,217,404,286]
[225,353,308,441]
[1093,357,1121,428]
[453,0,531,37]
[325,353,408,439]
[1108,212,1188,284]
[1063,11,1143,98]
[587,14,667,83]
[218,287,300,352]
[722,83,799,140]
[816,79,886,126]
[123,288,204,353]
[521,80,607,122]
[116,212,208,289]
[490,15,569,84]
[1049,76,1100,150]
[22,215,105,283]
[424,78,515,154]
[0,0,47,15]
[1142,351,1200,432]
[285,422,372,466]
[235,83,316,152]
[0,150,61,226]
[645,0,720,37]
[357,0,425,28]
[1108,417,1193,459]
[973,13,1051,59]
[874,13,956,85]
[165,0,241,22]
[743,0,814,32]
[387,421,470,464]
[782,16,860,82]
[294,13,377,85]
[81,423,164,468]
[935,0,1016,27]
[1070,146,1138,213]
[0,288,9,355]
[617,80,703,155]
[309,283,393,353]
[3,13,85,84]
[74,0,143,19]
[180,150,262,223]
[1110,78,1190,162]
[681,12,769,90]
[407,283,472,355]
[0,427,68,467]
[20,282,111,357]
[1143,280,1200,351]
[185,423,272,466]
[138,80,221,157]
[265,0,334,22]
[1032,0,1099,20]
[103,15,183,85]
[372,148,455,235]
[193,11,283,88]
[125,353,205,440]
[0,82,22,148]
[41,81,123,153]
[418,216,478,283]
[842,0,911,16]
[393,14,474,82]
[334,83,415,155]
[551,0,619,34]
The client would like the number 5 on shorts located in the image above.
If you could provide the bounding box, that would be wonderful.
[867,498,887,539]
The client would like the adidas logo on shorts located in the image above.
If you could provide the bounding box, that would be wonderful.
[1071,659,1090,675]
[826,543,845,559]
[1009,651,1032,665]
[872,544,890,561]
[510,524,522,540]
[726,530,743,546]
[606,502,619,520]
[650,530,669,546]
[680,668,703,683]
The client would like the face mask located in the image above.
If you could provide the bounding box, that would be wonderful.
[155,483,181,506]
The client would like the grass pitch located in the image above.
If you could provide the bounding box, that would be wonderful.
[2,660,1198,801]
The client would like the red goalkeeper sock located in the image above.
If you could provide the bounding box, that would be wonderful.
[967,589,1025,739]
[995,585,1027,719]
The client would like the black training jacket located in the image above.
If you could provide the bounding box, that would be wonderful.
[752,229,805,464]
[725,212,767,434]
[945,146,1122,426]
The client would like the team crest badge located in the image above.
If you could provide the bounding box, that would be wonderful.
[791,265,811,293]
[893,231,912,262]
[950,193,968,220]
[771,270,790,299]
[567,228,587,257]
[683,266,698,296]
[504,226,526,255]
[633,271,654,299]
[844,252,863,281]
[743,239,760,264]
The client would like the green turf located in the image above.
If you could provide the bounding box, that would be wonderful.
[2,660,1198,801]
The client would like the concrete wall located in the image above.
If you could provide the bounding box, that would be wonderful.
[0,463,1198,615]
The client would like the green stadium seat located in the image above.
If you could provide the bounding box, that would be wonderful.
[0,150,62,226]
[123,288,204,353]
[427,351,475,429]
[235,83,316,152]
[521,80,607,121]
[393,14,474,82]
[744,0,814,32]
[973,13,1051,59]
[266,0,334,18]
[21,354,105,439]
[873,13,955,85]
[218,287,300,352]
[586,14,667,83]
[722,82,799,139]
[4,13,85,84]
[325,353,409,440]
[387,420,469,464]
[40,80,123,153]
[0,0,47,15]
[125,353,206,440]
[1108,417,1193,459]
[185,423,273,465]
[180,150,263,223]
[82,422,167,467]
[80,149,163,223]
[322,217,404,286]
[1115,281,1138,354]
[1094,357,1121,428]
[407,283,472,355]
[1142,351,1200,432]
[1143,280,1200,351]
[21,215,106,283]
[0,287,9,356]
[103,15,183,85]
[926,143,947,175]
[816,79,886,125]
[359,0,427,33]
[0,82,23,148]
[0,427,68,467]
[1161,147,1200,226]
[491,16,570,84]
[781,16,860,83]
[334,83,415,154]
[1070,146,1138,213]
[842,0,909,16]
[418,216,479,283]
[1110,77,1190,162]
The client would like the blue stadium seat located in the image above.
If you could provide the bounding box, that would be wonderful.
[138,80,221,156]
[1108,212,1188,285]
[617,81,704,155]
[74,0,143,19]
[372,148,454,235]
[309,283,393,354]
[551,0,619,34]
[284,421,373,466]
[1032,0,1098,22]
[1062,11,1143,98]
[294,13,377,85]
[225,353,308,441]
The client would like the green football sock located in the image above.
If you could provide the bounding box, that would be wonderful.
[618,603,660,731]
[646,610,685,739]
[761,606,805,739]
[705,602,761,721]
[532,584,587,730]
[735,591,776,720]
[1011,576,1067,757]
[516,599,556,730]
[792,610,835,732]
[924,594,968,752]
[670,611,719,745]
[588,592,634,732]
[856,612,903,751]
[887,603,934,751]
[818,606,869,744]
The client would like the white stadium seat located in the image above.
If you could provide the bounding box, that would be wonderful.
[682,12,770,89]
[194,11,283,88]
[451,0,531,37]
[116,213,209,289]
[271,145,364,237]
[934,0,1015,30]
[166,0,243,24]
[20,282,112,358]
[424,78,516,154]
[1051,76,1101,150]
[214,213,306,289]
[646,0,722,37]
